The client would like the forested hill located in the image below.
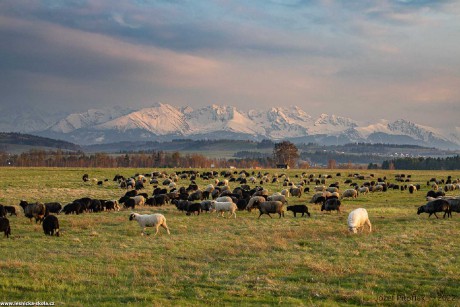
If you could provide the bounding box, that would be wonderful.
[0,132,81,151]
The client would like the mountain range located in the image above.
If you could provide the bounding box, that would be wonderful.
[2,103,459,149]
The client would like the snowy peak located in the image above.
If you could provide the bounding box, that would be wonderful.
[96,103,189,135]
[49,106,132,133]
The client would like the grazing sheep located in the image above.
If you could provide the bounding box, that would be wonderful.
[358,187,369,195]
[45,202,62,214]
[321,198,341,213]
[426,190,445,199]
[280,189,291,197]
[3,206,17,216]
[129,213,170,236]
[210,201,238,218]
[289,187,302,198]
[0,205,5,218]
[0,217,11,238]
[20,201,46,223]
[309,193,325,204]
[417,199,451,219]
[347,208,372,234]
[286,205,310,217]
[42,215,60,236]
[61,202,82,215]
[104,200,120,211]
[253,201,284,219]
[314,185,326,192]
[408,185,417,194]
[341,189,358,200]
[186,203,202,216]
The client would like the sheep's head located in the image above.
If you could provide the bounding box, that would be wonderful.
[349,227,358,234]
[416,206,424,215]
[129,213,137,221]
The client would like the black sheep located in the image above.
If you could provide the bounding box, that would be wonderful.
[0,205,6,218]
[417,199,451,219]
[45,202,62,214]
[62,202,81,215]
[426,190,445,198]
[0,217,11,238]
[286,205,310,217]
[43,215,60,236]
[3,206,17,216]
[186,203,201,216]
[321,198,341,213]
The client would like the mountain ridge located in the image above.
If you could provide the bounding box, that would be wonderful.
[3,103,459,149]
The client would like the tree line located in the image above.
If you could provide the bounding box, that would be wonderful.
[381,155,460,170]
[0,149,272,168]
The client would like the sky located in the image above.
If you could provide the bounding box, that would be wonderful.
[0,0,459,129]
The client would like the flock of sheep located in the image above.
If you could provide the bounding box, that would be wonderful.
[1,170,459,238]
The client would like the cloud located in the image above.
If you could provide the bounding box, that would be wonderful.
[0,1,459,128]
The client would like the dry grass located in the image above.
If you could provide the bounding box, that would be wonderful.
[0,167,459,305]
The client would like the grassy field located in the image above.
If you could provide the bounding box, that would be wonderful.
[0,167,459,306]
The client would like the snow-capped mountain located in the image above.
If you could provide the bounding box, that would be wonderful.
[5,103,459,148]
[0,105,63,133]
[49,106,133,133]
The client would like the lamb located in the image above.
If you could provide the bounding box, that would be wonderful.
[42,215,60,236]
[408,185,417,194]
[347,208,372,234]
[286,205,310,217]
[341,189,358,199]
[129,213,170,236]
[417,199,451,219]
[255,201,284,219]
[210,201,238,218]
[321,198,341,213]
[0,217,11,238]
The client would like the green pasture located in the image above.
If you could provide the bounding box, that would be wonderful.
[0,167,459,306]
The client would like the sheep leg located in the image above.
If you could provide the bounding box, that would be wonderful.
[433,212,439,219]
[154,225,160,236]
[258,212,263,219]
[365,219,372,233]
[161,223,170,235]
[267,213,272,219]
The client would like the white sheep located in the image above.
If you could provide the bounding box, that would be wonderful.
[129,213,170,236]
[210,201,237,218]
[347,208,372,234]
